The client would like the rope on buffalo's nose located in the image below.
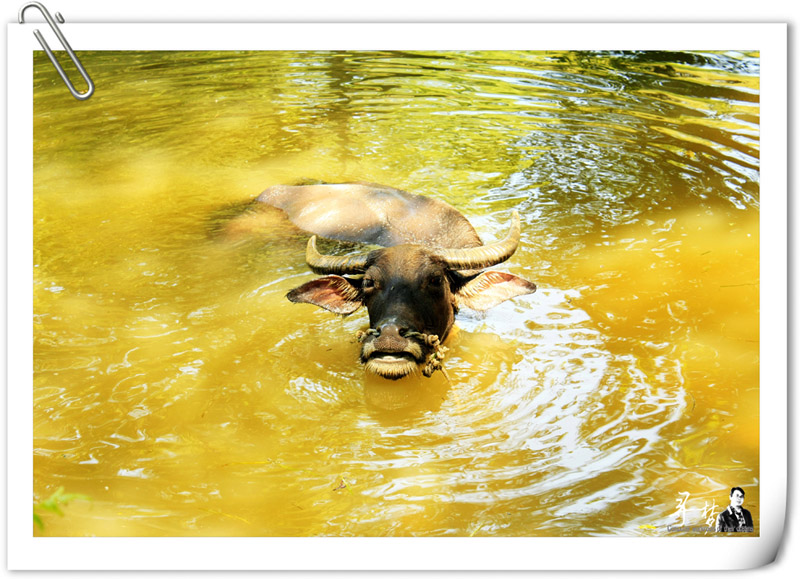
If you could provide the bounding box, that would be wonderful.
[404,331,449,378]
[355,328,379,342]
[354,328,449,378]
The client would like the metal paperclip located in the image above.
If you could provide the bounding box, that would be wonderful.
[18,1,94,100]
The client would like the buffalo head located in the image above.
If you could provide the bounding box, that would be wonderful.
[286,211,536,380]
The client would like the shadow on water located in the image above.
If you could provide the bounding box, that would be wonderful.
[362,371,451,417]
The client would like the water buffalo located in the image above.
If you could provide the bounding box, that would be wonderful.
[256,182,537,380]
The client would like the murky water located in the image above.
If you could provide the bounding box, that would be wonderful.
[33,50,759,536]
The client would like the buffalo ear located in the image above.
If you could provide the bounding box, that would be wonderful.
[453,270,536,311]
[286,275,363,315]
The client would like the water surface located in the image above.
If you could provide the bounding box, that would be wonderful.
[33,50,759,536]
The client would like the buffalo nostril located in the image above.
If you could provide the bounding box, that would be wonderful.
[373,324,411,353]
[377,324,404,339]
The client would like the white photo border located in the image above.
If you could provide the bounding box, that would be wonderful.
[6,22,787,570]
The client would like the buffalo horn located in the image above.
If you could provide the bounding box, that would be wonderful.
[435,210,522,270]
[305,235,370,274]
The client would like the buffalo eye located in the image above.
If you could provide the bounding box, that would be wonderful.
[362,277,376,291]
[427,274,445,290]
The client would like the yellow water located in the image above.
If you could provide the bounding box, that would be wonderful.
[32,50,759,536]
